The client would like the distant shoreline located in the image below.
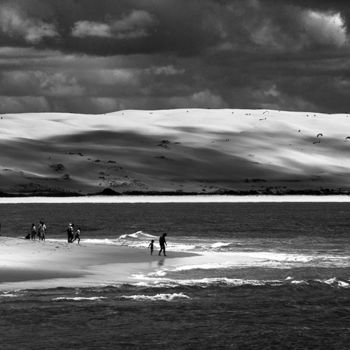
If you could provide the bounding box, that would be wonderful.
[0,194,350,204]
[1,187,350,198]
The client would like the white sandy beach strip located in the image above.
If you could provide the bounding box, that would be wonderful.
[0,195,350,204]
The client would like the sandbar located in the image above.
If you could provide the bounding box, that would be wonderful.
[0,237,195,291]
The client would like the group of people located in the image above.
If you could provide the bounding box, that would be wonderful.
[25,221,47,241]
[25,221,81,244]
[149,233,167,256]
[26,222,166,253]
[66,223,81,244]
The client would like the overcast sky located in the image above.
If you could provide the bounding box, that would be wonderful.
[0,0,349,114]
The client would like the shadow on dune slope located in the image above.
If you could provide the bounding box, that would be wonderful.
[0,128,350,194]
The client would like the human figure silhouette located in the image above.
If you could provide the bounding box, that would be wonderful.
[67,223,74,243]
[158,233,167,256]
[38,221,46,241]
[30,223,37,240]
[149,240,154,255]
[72,227,81,244]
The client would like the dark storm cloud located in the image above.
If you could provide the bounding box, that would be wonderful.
[0,0,254,56]
[1,0,350,114]
[0,0,344,56]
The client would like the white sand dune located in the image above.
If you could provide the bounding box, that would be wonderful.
[0,108,350,195]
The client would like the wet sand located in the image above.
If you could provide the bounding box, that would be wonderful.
[0,237,194,290]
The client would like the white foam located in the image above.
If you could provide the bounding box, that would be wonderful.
[290,280,308,285]
[323,278,350,288]
[0,293,19,298]
[241,251,314,263]
[119,231,156,240]
[337,280,350,288]
[211,242,231,248]
[167,243,197,251]
[83,238,119,245]
[148,270,168,277]
[121,293,190,301]
[132,275,350,289]
[177,277,277,287]
[52,296,106,301]
[169,262,237,272]
[145,251,340,278]
[132,276,282,288]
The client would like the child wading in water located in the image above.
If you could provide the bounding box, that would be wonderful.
[148,240,154,255]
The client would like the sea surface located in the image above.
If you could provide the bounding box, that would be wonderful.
[0,201,350,349]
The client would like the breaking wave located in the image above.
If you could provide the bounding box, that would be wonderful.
[211,242,231,249]
[52,296,106,301]
[0,292,20,298]
[119,231,157,240]
[121,293,190,301]
[131,276,350,289]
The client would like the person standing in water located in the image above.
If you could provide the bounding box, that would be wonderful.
[148,239,154,255]
[158,233,167,256]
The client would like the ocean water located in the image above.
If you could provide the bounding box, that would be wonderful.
[0,202,350,349]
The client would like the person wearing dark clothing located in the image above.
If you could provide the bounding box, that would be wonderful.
[67,223,74,243]
[149,240,154,255]
[158,233,167,256]
[73,227,81,244]
[30,223,37,240]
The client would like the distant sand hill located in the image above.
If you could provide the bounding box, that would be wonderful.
[1,109,350,196]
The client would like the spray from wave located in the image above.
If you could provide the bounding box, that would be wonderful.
[119,231,157,240]
[52,296,106,301]
[121,293,190,301]
[132,275,350,289]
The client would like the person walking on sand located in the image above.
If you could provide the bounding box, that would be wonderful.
[37,221,42,240]
[67,223,74,243]
[30,223,37,240]
[148,239,154,255]
[38,221,46,241]
[158,233,167,256]
[72,227,81,244]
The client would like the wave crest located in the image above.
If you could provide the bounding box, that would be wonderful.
[52,296,106,301]
[121,293,190,301]
[119,231,157,240]
[132,276,350,289]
